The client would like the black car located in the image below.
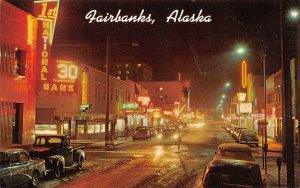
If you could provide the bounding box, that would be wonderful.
[0,148,46,187]
[238,130,259,147]
[30,134,86,178]
[199,159,266,188]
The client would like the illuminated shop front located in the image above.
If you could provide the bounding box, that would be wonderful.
[0,0,38,147]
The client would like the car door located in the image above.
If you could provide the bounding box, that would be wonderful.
[19,151,33,183]
[9,152,27,187]
[62,137,73,165]
[0,153,12,187]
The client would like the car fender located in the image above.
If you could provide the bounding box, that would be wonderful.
[47,155,65,171]
[74,149,85,162]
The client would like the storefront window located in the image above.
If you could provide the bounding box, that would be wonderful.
[63,123,69,134]
[100,123,105,132]
[95,124,101,133]
[88,124,94,134]
[35,124,57,135]
[78,124,85,134]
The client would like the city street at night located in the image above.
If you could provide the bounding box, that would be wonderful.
[36,120,298,188]
[39,120,242,188]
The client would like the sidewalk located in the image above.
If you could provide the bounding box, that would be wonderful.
[256,137,300,187]
[258,137,283,153]
[260,157,300,187]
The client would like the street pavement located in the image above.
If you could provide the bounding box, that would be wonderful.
[7,122,300,187]
[71,129,300,188]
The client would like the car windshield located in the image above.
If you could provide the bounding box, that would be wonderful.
[205,166,261,187]
[34,137,62,147]
[136,127,148,132]
[241,135,258,140]
[219,151,253,161]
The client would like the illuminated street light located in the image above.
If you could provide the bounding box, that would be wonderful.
[222,94,226,99]
[225,82,231,87]
[289,9,299,19]
[237,47,245,54]
[236,46,267,173]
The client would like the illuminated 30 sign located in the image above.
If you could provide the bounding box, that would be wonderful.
[137,96,151,106]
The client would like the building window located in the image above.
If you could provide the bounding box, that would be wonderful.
[78,125,85,134]
[0,44,26,76]
[95,124,101,133]
[118,71,122,74]
[159,87,164,93]
[125,64,129,67]
[88,124,94,134]
[125,71,130,74]
[14,48,26,76]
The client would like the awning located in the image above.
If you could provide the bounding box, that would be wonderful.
[36,108,55,124]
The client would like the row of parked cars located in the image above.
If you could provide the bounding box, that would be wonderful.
[0,134,86,187]
[223,123,259,147]
[199,143,266,187]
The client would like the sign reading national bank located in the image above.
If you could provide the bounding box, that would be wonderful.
[34,0,78,93]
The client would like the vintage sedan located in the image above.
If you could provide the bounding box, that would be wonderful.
[132,126,151,141]
[199,159,266,188]
[214,143,254,161]
[238,130,259,147]
[0,148,46,187]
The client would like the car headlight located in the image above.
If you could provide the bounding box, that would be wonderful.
[173,134,179,139]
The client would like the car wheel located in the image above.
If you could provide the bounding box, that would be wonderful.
[30,170,39,187]
[76,157,83,171]
[54,163,62,178]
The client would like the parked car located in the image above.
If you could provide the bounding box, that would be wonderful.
[199,159,266,188]
[214,143,254,161]
[30,134,86,178]
[233,127,247,140]
[0,148,46,187]
[132,126,151,141]
[238,130,259,147]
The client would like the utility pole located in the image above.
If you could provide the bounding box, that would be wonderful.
[281,1,295,187]
[296,5,300,164]
[105,35,110,146]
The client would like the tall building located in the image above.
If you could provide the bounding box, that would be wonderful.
[0,0,37,147]
[109,62,152,82]
[139,81,184,111]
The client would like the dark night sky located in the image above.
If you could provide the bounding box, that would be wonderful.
[9,0,290,109]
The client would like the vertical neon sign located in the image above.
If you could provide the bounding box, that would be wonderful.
[241,60,247,89]
[34,1,78,93]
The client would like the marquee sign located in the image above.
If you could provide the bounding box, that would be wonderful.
[121,103,139,110]
[137,96,151,106]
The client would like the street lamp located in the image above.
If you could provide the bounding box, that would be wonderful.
[225,82,231,88]
[289,9,299,20]
[237,46,268,173]
[222,94,226,99]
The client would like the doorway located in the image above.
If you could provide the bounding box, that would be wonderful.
[12,103,23,144]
